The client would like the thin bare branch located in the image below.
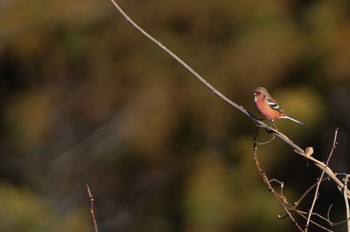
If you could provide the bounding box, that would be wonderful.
[343,175,350,231]
[305,128,339,231]
[325,204,348,227]
[86,184,99,232]
[109,0,257,122]
[288,209,334,232]
[295,177,330,209]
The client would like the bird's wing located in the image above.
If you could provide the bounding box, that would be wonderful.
[266,98,284,113]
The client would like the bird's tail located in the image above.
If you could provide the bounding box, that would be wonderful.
[283,116,308,128]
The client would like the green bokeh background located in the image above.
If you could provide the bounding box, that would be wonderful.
[0,0,350,231]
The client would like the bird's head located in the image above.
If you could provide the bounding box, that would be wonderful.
[254,87,268,102]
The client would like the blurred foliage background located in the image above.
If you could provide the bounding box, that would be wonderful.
[0,0,350,231]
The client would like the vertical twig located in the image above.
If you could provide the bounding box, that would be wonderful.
[343,175,350,231]
[86,184,99,232]
[305,128,339,231]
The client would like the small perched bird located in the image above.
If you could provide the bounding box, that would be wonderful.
[254,87,308,127]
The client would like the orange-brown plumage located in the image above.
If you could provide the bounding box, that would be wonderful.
[254,87,307,127]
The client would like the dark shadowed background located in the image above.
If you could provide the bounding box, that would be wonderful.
[0,0,350,231]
